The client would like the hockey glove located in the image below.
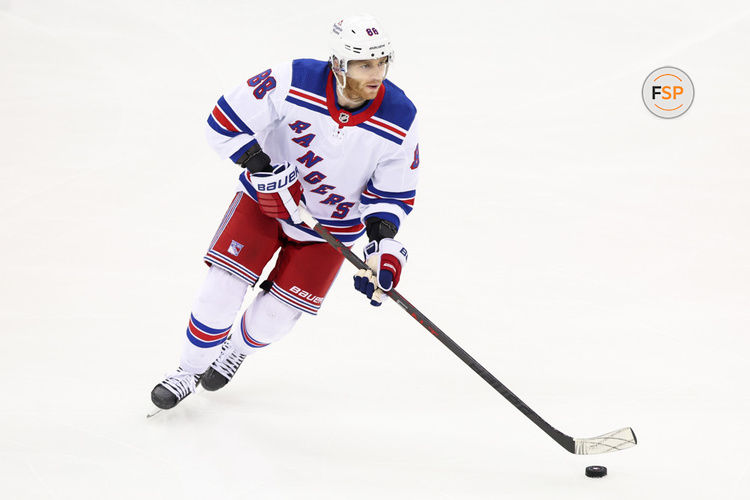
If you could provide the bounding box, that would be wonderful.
[353,238,408,306]
[250,162,303,224]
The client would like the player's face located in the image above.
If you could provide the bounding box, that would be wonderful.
[344,56,389,101]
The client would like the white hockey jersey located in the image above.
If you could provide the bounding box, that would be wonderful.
[205,59,420,244]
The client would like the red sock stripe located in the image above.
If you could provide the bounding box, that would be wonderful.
[188,319,230,343]
[240,313,269,348]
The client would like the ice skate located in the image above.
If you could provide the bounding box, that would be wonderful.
[150,368,201,410]
[200,340,246,391]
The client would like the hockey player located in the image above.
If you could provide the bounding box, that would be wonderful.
[151,15,419,410]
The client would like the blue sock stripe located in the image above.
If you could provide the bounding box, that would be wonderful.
[240,314,269,348]
[186,328,228,348]
[189,314,231,335]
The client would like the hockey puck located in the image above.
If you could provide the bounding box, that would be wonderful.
[585,465,607,478]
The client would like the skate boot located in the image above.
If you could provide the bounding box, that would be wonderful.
[151,368,201,409]
[200,340,246,391]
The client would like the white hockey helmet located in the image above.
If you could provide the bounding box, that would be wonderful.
[329,15,394,74]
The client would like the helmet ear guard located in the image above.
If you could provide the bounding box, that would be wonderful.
[330,55,347,74]
[329,55,348,91]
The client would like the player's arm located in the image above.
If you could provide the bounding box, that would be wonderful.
[354,118,419,306]
[359,117,419,232]
[205,63,303,223]
[204,62,290,168]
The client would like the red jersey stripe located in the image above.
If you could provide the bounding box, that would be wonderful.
[212,106,240,133]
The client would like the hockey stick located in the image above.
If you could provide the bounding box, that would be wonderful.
[299,207,636,455]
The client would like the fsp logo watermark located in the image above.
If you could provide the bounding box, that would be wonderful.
[642,66,694,118]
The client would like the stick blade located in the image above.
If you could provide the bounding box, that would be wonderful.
[574,427,637,455]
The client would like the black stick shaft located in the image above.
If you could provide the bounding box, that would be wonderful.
[308,219,575,453]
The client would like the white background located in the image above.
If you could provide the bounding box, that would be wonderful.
[1,1,749,498]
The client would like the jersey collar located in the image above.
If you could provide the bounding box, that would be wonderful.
[326,71,385,129]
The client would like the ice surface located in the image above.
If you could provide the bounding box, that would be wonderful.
[1,1,749,499]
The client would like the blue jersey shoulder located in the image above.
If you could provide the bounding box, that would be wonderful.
[290,58,328,97]
[376,79,417,131]
[290,58,417,132]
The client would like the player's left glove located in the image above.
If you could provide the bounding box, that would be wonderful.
[353,238,408,306]
[250,162,303,224]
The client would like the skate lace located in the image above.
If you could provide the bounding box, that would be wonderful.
[161,369,199,399]
[213,343,247,380]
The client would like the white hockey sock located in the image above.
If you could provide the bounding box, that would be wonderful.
[179,266,248,374]
[229,291,301,356]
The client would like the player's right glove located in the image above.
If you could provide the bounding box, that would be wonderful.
[353,238,408,306]
[250,162,304,224]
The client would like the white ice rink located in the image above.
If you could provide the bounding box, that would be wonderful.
[2,1,749,498]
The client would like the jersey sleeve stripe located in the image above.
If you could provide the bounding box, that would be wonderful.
[211,105,241,133]
[364,181,416,199]
[359,196,414,214]
[361,191,415,206]
[217,96,254,134]
[207,115,242,137]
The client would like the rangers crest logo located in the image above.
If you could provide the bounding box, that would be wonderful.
[228,240,244,256]
[338,112,350,123]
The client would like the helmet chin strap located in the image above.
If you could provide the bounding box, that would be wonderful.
[329,56,348,99]
[334,70,347,94]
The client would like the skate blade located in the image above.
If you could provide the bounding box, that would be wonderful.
[145,385,201,418]
[146,407,164,418]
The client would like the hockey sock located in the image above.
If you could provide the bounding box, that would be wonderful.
[229,291,301,356]
[179,266,248,374]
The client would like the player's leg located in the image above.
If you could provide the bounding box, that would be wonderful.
[179,266,247,373]
[179,191,282,374]
[150,266,247,409]
[200,238,345,390]
[200,290,301,390]
[151,192,281,409]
